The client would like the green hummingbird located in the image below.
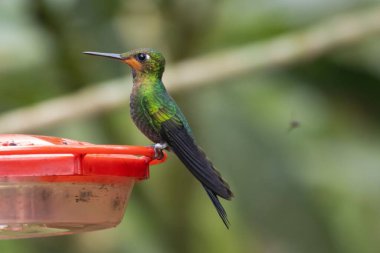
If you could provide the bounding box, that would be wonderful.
[83,48,233,228]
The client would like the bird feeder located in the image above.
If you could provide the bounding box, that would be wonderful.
[0,134,165,239]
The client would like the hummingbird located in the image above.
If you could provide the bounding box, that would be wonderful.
[83,48,233,228]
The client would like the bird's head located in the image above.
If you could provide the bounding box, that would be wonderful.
[83,48,166,78]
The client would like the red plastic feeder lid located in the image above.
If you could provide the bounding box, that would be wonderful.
[0,134,166,180]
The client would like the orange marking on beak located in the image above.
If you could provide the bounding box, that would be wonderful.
[123,58,143,71]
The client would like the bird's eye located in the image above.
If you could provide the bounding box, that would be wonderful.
[136,53,149,62]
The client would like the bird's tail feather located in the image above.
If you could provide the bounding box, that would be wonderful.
[204,186,230,229]
[160,120,232,227]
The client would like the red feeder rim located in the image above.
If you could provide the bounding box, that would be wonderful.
[0,134,166,180]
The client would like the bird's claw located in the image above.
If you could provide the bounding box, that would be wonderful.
[153,142,167,160]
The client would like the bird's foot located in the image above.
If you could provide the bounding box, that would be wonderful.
[153,142,168,160]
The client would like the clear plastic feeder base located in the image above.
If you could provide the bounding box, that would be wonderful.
[0,134,165,239]
[0,179,133,239]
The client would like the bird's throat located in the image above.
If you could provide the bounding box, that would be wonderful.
[132,70,162,88]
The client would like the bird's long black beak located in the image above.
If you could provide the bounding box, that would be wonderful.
[83,51,123,60]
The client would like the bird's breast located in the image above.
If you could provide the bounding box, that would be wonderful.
[130,92,162,143]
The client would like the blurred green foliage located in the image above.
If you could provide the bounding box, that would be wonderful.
[1,0,380,253]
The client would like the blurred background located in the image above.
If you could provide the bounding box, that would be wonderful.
[1,0,380,252]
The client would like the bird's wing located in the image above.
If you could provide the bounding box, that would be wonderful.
[141,93,178,130]
[161,116,232,200]
[142,94,232,199]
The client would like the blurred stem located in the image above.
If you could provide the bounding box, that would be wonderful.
[133,159,195,253]
[1,6,380,133]
[32,0,86,91]
[158,0,218,59]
